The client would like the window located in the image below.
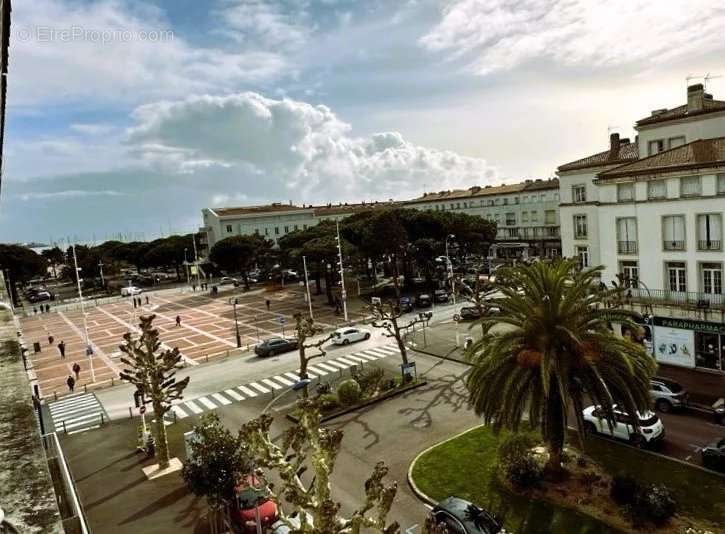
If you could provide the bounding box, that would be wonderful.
[573,214,587,239]
[284,226,289,233]
[540,194,545,201]
[617,183,634,202]
[620,261,639,287]
[666,262,687,292]
[648,180,667,199]
[254,228,260,235]
[680,175,701,197]
[274,227,280,235]
[521,211,529,222]
[494,213,501,223]
[669,136,686,149]
[264,228,269,236]
[457,202,461,209]
[294,224,298,231]
[662,215,686,250]
[701,263,723,295]
[697,214,722,250]
[303,224,308,230]
[226,224,233,233]
[514,196,519,204]
[545,210,556,224]
[617,218,637,254]
[577,246,589,268]
[463,202,467,208]
[572,185,586,203]
[718,174,725,194]
[505,212,516,226]
[648,139,665,155]
[450,203,455,210]
[530,210,539,222]
[522,195,528,203]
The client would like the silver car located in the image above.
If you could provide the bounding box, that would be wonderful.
[650,377,688,412]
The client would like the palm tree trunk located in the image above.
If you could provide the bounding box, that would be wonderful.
[543,380,565,476]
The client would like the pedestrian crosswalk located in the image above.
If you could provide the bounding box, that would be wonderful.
[48,392,108,434]
[169,344,401,420]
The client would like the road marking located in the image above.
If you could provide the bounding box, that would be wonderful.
[212,393,232,406]
[185,400,203,414]
[171,405,188,419]
[307,366,328,376]
[198,397,217,410]
[315,362,339,373]
[272,375,294,386]
[405,524,419,534]
[57,310,122,374]
[224,388,244,401]
[366,347,391,358]
[249,382,271,394]
[262,378,283,390]
[284,372,300,381]
[336,356,359,366]
[377,345,400,354]
[357,351,381,361]
[344,354,368,363]
[95,307,198,366]
[238,385,258,397]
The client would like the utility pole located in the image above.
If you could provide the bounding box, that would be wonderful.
[184,248,190,286]
[230,298,242,348]
[72,244,96,383]
[302,256,314,319]
[446,234,456,304]
[98,260,105,289]
[3,269,15,308]
[335,221,348,322]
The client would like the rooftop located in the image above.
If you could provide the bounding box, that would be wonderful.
[597,137,725,179]
[210,203,309,217]
[405,178,559,203]
[636,84,725,127]
[557,134,638,172]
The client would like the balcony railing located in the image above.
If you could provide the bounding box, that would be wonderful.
[697,240,721,251]
[663,240,685,251]
[617,241,638,254]
[627,287,725,308]
[496,226,561,240]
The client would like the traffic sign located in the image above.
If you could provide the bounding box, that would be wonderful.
[277,316,286,325]
[139,406,146,414]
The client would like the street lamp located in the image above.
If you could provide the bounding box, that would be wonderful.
[446,234,456,304]
[335,221,349,322]
[184,248,190,285]
[302,256,313,319]
[72,244,96,383]
[229,297,242,348]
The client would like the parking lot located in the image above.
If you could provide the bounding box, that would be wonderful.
[19,284,358,398]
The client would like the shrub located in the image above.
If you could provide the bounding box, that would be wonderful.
[633,484,676,526]
[498,432,539,466]
[318,393,340,412]
[356,367,385,396]
[506,455,543,489]
[611,474,638,505]
[336,379,362,406]
[498,433,543,489]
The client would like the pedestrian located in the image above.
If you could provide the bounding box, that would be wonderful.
[192,283,197,292]
[145,295,149,305]
[265,299,271,311]
[72,362,81,381]
[57,340,66,359]
[33,307,38,315]
[133,298,137,309]
[175,315,181,327]
[45,303,50,313]
[48,334,54,345]
[66,375,75,392]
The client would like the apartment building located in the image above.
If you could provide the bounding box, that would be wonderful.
[200,178,562,257]
[558,84,725,373]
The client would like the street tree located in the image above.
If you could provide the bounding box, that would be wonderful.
[368,300,430,366]
[294,313,334,390]
[0,244,47,303]
[182,413,254,519]
[209,235,273,290]
[465,259,655,475]
[41,246,65,278]
[119,315,190,470]
[239,400,399,534]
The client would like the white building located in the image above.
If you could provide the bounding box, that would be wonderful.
[558,84,725,373]
[200,179,561,257]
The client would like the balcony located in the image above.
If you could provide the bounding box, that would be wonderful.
[496,226,561,240]
[698,240,722,251]
[626,287,725,309]
[617,241,638,254]
[663,240,685,251]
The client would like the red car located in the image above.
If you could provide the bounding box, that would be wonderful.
[233,475,279,533]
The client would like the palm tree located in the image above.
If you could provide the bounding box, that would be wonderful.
[465,259,656,474]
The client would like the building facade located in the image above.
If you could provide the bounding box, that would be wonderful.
[200,179,561,257]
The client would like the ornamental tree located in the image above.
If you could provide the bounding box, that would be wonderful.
[238,400,399,534]
[119,314,190,469]
[368,300,429,366]
[294,313,334,392]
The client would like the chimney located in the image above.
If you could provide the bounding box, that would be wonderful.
[687,83,705,112]
[608,132,620,159]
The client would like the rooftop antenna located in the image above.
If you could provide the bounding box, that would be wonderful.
[686,73,705,89]
[704,73,722,92]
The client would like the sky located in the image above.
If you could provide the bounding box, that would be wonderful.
[1,0,725,244]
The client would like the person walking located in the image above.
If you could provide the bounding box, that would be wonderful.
[48,334,54,345]
[66,375,76,392]
[145,295,149,305]
[175,315,181,327]
[45,303,50,313]
[72,362,81,381]
[57,340,66,359]
[265,299,271,311]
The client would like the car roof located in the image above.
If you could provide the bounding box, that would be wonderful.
[434,497,499,533]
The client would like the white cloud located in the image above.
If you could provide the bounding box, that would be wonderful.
[420,0,725,75]
[10,0,289,108]
[69,123,117,135]
[17,190,126,201]
[127,92,498,202]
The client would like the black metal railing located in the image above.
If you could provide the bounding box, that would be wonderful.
[663,240,685,251]
[697,240,721,251]
[628,287,725,307]
[617,241,638,254]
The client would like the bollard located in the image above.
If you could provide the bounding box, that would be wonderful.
[111,377,115,386]
[205,354,209,363]
[129,406,133,419]
[84,384,87,393]
[62,420,67,434]
[54,391,58,401]
[174,410,177,423]
[100,413,105,425]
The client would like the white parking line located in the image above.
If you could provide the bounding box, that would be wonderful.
[262,378,283,390]
[249,382,271,394]
[238,386,258,398]
[224,388,244,401]
[185,400,203,414]
[212,393,232,406]
[198,397,217,410]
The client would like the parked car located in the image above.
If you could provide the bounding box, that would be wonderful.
[270,512,313,533]
[431,497,502,534]
[434,289,450,303]
[701,437,725,473]
[233,475,279,533]
[650,377,688,412]
[28,290,53,303]
[583,405,665,447]
[332,327,371,345]
[454,306,483,322]
[399,296,414,313]
[255,337,298,357]
[121,286,143,296]
[219,276,240,286]
[416,293,433,308]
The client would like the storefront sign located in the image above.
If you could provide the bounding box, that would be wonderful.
[653,317,725,335]
[652,325,695,368]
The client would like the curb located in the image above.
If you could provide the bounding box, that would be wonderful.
[406,424,487,507]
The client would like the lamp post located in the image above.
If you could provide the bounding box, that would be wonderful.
[72,244,96,383]
[229,297,242,348]
[446,234,456,304]
[3,269,15,308]
[184,248,190,285]
[98,260,105,289]
[302,256,313,319]
[335,221,349,322]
